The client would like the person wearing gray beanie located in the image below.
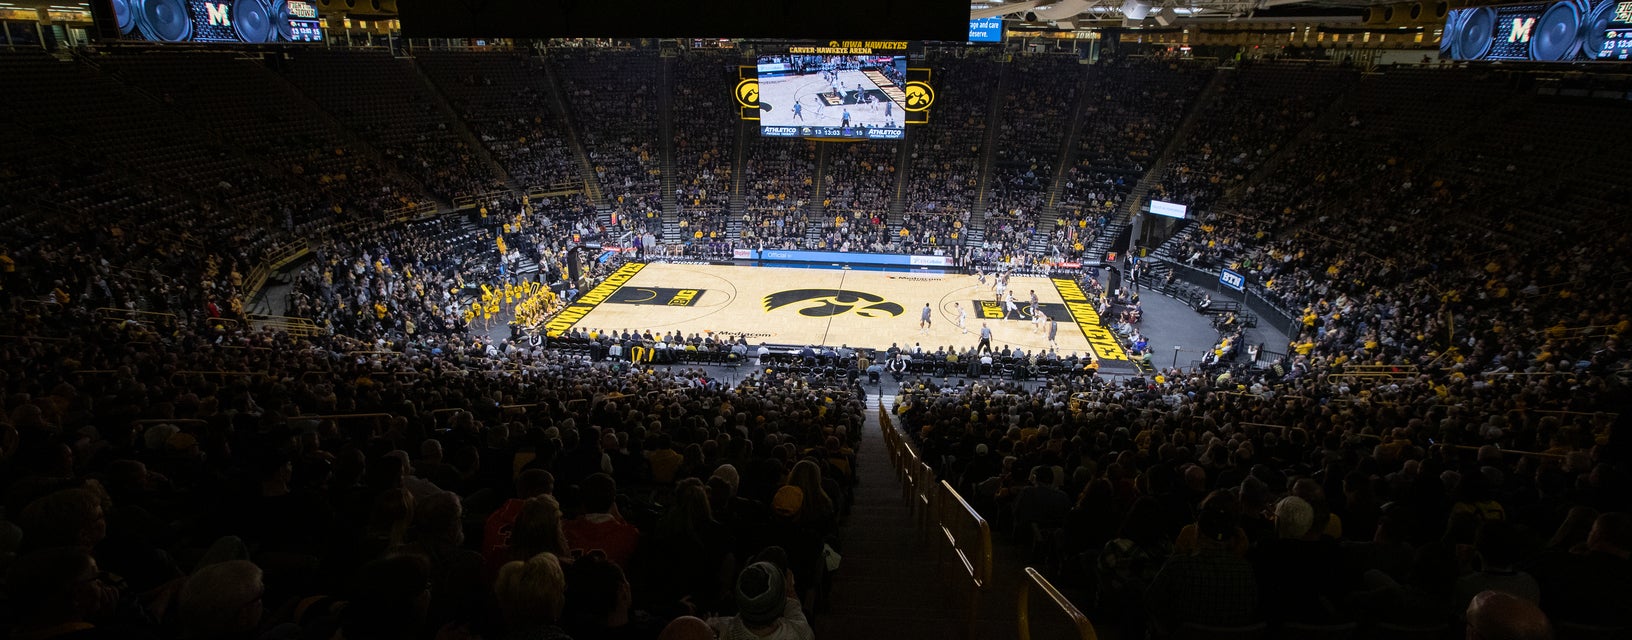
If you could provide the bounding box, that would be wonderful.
[706,560,813,640]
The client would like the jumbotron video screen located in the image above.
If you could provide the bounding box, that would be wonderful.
[756,54,908,140]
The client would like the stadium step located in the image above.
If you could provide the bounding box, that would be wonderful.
[405,57,520,195]
[543,58,605,206]
[1094,66,1228,263]
[1036,69,1093,254]
[970,60,1010,218]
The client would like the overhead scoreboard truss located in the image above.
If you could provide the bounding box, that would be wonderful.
[735,40,935,138]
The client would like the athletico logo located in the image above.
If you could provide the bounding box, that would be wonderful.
[763,289,904,318]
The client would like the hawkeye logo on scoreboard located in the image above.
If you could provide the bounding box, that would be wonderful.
[606,287,706,307]
[1050,278,1129,361]
[903,81,935,112]
[763,289,904,318]
[543,262,645,337]
[735,78,760,109]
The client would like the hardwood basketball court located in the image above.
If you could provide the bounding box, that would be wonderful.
[542,263,1132,365]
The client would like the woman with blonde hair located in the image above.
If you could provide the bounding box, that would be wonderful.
[494,552,573,640]
[787,460,834,529]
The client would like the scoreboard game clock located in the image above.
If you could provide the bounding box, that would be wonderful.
[736,40,935,141]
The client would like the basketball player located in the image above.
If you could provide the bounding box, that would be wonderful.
[1047,316,1059,351]
[976,268,986,287]
[842,109,851,127]
[920,303,932,333]
[995,277,1006,302]
[1003,290,1018,320]
[955,302,969,335]
[793,101,804,121]
[885,100,893,118]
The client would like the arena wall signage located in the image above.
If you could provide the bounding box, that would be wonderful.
[1220,268,1246,292]
[1442,0,1629,61]
[543,262,644,337]
[737,249,954,268]
[1051,278,1130,362]
[969,17,1004,43]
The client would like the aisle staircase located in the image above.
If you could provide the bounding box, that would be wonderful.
[806,142,830,246]
[816,396,1088,640]
[1030,68,1091,255]
[542,57,605,206]
[723,121,751,245]
[1086,67,1228,263]
[658,54,679,231]
[968,58,1011,243]
[406,57,519,194]
[887,126,914,233]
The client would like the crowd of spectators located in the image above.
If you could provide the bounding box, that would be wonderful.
[673,50,739,245]
[553,50,664,224]
[899,56,1000,256]
[735,138,816,248]
[0,294,862,639]
[1152,62,1358,215]
[286,50,509,202]
[417,52,581,190]
[814,142,896,252]
[897,369,1630,638]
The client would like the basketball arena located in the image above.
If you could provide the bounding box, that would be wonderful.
[1,3,1628,640]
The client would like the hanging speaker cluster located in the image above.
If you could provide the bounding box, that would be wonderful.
[1443,0,1627,62]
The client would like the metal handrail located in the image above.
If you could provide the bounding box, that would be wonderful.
[1019,567,1097,640]
[937,480,992,639]
[937,480,992,589]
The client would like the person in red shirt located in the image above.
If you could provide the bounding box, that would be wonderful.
[482,469,554,577]
[564,473,641,569]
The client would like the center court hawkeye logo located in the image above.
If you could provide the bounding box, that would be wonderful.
[763,290,904,318]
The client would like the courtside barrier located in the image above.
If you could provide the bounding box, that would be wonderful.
[1019,567,1098,640]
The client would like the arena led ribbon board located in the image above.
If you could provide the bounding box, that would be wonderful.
[1441,0,1628,61]
[736,41,935,140]
[104,0,323,44]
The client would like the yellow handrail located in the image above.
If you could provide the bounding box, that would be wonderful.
[1019,567,1097,640]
